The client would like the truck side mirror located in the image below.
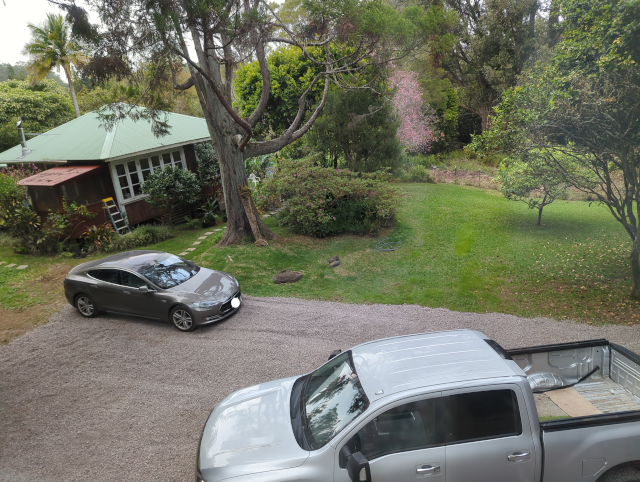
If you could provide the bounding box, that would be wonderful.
[328,349,342,360]
[347,452,371,482]
[339,445,352,468]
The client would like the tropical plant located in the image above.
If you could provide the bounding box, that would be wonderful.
[200,198,221,228]
[107,224,173,252]
[23,13,87,117]
[82,224,115,252]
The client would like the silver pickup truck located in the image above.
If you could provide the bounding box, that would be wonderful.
[196,330,640,482]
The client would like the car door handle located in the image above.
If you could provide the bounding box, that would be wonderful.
[507,452,531,462]
[123,290,131,294]
[416,464,440,475]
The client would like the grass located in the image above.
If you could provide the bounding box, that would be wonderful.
[0,182,637,342]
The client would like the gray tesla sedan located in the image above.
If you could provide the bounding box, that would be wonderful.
[64,250,242,332]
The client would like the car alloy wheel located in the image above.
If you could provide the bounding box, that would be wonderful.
[76,294,97,318]
[172,307,197,332]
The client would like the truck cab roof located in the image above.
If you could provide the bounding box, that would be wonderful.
[351,329,524,399]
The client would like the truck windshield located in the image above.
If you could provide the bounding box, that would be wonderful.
[302,351,369,450]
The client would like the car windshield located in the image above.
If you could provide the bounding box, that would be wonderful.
[302,351,369,450]
[137,255,200,289]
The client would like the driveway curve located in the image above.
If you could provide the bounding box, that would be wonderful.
[2,296,640,482]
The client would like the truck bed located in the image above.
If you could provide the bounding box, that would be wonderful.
[506,339,640,421]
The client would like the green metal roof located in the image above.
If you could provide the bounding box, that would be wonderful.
[0,106,210,163]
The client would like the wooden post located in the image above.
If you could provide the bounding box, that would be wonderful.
[236,184,268,246]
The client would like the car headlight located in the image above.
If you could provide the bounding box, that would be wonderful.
[193,301,219,309]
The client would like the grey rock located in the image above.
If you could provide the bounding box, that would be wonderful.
[273,269,304,284]
[329,260,340,268]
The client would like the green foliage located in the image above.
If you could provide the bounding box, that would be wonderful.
[308,88,402,172]
[81,224,115,253]
[431,88,459,153]
[555,0,640,74]
[0,174,27,230]
[245,154,276,180]
[107,224,173,252]
[1,198,95,254]
[403,165,432,183]
[0,79,74,152]
[256,158,399,237]
[141,166,202,218]
[496,155,569,224]
[193,141,220,186]
[234,46,326,139]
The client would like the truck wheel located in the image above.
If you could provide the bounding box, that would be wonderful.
[599,466,640,482]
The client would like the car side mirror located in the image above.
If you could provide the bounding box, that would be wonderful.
[139,286,149,293]
[339,445,351,468]
[328,349,342,360]
[346,452,371,482]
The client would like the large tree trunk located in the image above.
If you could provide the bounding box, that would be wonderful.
[548,0,560,46]
[206,126,276,246]
[63,64,81,118]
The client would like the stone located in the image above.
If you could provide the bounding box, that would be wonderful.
[204,232,214,235]
[212,229,223,232]
[178,252,189,256]
[16,265,28,270]
[198,236,207,240]
[0,261,5,265]
[329,255,340,268]
[186,248,196,252]
[192,241,201,245]
[5,263,16,268]
[261,214,270,218]
[273,269,304,284]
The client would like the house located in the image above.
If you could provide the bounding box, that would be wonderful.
[0,106,214,233]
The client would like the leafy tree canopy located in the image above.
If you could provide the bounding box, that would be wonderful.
[0,79,74,153]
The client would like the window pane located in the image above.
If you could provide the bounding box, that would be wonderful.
[119,176,129,188]
[345,399,438,461]
[88,269,121,285]
[130,172,140,185]
[127,161,137,173]
[443,390,521,445]
[142,170,151,181]
[150,156,160,169]
[139,158,149,170]
[116,164,126,176]
[120,271,147,288]
[122,187,132,199]
[132,184,142,196]
[162,153,171,166]
[172,151,182,165]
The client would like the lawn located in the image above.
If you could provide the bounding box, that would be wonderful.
[1,182,636,343]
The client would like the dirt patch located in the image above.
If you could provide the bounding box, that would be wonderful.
[431,169,498,190]
[0,263,71,344]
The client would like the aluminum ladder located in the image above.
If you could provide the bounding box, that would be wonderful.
[102,197,131,235]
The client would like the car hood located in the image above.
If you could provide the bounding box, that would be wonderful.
[199,376,309,482]
[169,267,238,300]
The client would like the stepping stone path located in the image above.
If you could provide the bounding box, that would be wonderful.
[192,241,201,245]
[0,262,28,269]
[178,227,226,256]
[186,247,196,252]
[178,252,189,256]
[198,236,207,240]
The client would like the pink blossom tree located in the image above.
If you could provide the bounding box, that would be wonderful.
[389,70,437,152]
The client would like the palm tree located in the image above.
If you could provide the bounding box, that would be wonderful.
[23,13,87,118]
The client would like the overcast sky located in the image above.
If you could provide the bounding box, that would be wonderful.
[0,0,97,65]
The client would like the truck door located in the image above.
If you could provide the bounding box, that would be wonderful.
[334,393,445,482]
[442,386,535,482]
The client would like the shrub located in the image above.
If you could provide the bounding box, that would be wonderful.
[141,166,201,224]
[406,165,431,182]
[256,158,399,237]
[82,224,115,253]
[107,224,173,251]
[193,141,220,186]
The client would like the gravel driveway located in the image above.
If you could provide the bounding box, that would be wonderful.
[2,296,640,482]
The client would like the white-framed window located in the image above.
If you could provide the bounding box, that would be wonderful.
[111,148,186,203]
